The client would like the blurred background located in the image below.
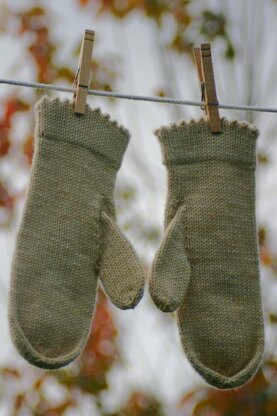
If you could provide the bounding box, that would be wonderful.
[0,0,277,414]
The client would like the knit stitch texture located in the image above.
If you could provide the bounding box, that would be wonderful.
[149,118,264,389]
[9,96,144,370]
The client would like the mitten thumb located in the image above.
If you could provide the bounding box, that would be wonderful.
[149,206,191,312]
[98,212,144,309]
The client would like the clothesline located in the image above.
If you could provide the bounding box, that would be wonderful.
[0,78,277,114]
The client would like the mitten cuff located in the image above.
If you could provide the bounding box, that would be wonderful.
[155,118,259,167]
[35,96,130,170]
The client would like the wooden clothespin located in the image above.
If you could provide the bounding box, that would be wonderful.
[73,29,95,114]
[193,44,221,133]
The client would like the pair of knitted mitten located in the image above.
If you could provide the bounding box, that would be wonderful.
[8,96,264,390]
[9,97,144,370]
[149,119,264,390]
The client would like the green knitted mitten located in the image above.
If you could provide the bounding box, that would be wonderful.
[9,96,144,370]
[149,118,264,389]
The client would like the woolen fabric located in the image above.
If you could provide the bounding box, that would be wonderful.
[149,118,264,389]
[9,96,144,370]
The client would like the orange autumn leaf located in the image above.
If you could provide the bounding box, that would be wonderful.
[260,245,272,267]
[0,124,10,156]
[15,393,25,410]
[78,289,118,379]
[4,98,29,120]
[0,182,14,209]
[23,135,34,165]
[0,98,30,157]
[1,368,21,379]
[179,367,277,416]
[18,7,45,35]
[118,391,165,416]
[35,398,77,415]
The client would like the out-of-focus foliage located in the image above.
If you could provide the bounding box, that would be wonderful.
[259,227,277,276]
[0,98,30,226]
[0,1,277,415]
[78,0,234,58]
[179,363,277,415]
[0,180,15,227]
[107,392,166,416]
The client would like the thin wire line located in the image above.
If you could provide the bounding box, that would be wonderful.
[0,78,277,113]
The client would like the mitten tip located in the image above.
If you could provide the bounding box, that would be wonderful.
[111,285,144,310]
[8,309,88,370]
[177,318,265,390]
[149,285,181,313]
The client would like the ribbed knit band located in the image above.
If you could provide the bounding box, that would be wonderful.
[35,96,130,170]
[155,118,259,167]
